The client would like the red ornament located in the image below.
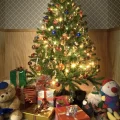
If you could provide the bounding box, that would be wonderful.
[56,46,62,51]
[53,20,58,25]
[80,10,83,17]
[56,4,59,7]
[48,8,52,12]
[31,53,35,57]
[55,82,60,87]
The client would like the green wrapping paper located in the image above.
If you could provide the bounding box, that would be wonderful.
[10,69,27,87]
[10,70,17,87]
[19,70,27,87]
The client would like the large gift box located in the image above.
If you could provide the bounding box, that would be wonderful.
[55,105,90,120]
[38,89,55,106]
[22,105,54,120]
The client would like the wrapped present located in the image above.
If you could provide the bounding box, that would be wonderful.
[22,104,54,120]
[23,86,37,104]
[55,105,90,120]
[10,67,27,87]
[55,96,70,107]
[38,89,54,106]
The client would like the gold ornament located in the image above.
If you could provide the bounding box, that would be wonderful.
[58,63,65,70]
[35,65,42,71]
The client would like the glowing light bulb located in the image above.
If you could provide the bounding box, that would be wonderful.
[65,69,69,73]
[56,26,60,29]
[50,26,54,29]
[61,6,63,9]
[59,17,63,22]
[67,2,70,5]
[52,81,55,85]
[48,28,51,31]
[87,53,90,56]
[41,25,45,30]
[86,65,90,69]
[79,65,83,68]
[71,63,76,68]
[53,41,57,45]
[66,27,68,30]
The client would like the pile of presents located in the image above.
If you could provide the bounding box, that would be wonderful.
[10,68,108,120]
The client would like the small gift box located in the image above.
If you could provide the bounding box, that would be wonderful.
[38,89,55,106]
[10,67,27,87]
[55,105,90,120]
[22,104,54,120]
[55,96,70,107]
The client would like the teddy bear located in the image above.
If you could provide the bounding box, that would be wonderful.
[101,79,120,120]
[0,82,22,120]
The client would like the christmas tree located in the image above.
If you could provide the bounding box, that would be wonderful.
[27,0,102,96]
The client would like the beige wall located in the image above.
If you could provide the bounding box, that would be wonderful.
[108,29,120,85]
[0,29,120,87]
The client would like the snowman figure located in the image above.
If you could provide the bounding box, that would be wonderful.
[101,79,120,120]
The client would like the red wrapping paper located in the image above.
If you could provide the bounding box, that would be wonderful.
[55,105,90,120]
[23,86,37,103]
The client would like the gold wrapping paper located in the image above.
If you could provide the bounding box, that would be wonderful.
[22,105,54,120]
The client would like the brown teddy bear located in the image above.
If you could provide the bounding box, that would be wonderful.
[0,82,22,120]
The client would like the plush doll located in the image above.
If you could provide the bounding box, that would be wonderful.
[0,82,22,120]
[83,86,107,120]
[101,79,120,120]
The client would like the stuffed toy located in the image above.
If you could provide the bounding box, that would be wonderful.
[0,82,22,120]
[101,79,120,120]
[83,86,107,120]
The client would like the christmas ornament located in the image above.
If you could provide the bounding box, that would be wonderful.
[34,36,39,40]
[38,34,44,40]
[53,20,58,25]
[62,33,68,40]
[55,82,60,87]
[56,46,62,51]
[35,65,42,71]
[58,63,65,70]
[32,45,36,49]
[76,32,81,37]
[48,8,52,12]
[28,61,32,65]
[52,30,56,35]
[56,4,59,8]
[80,10,83,17]
[64,10,69,14]
[31,53,36,57]
[44,16,48,20]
